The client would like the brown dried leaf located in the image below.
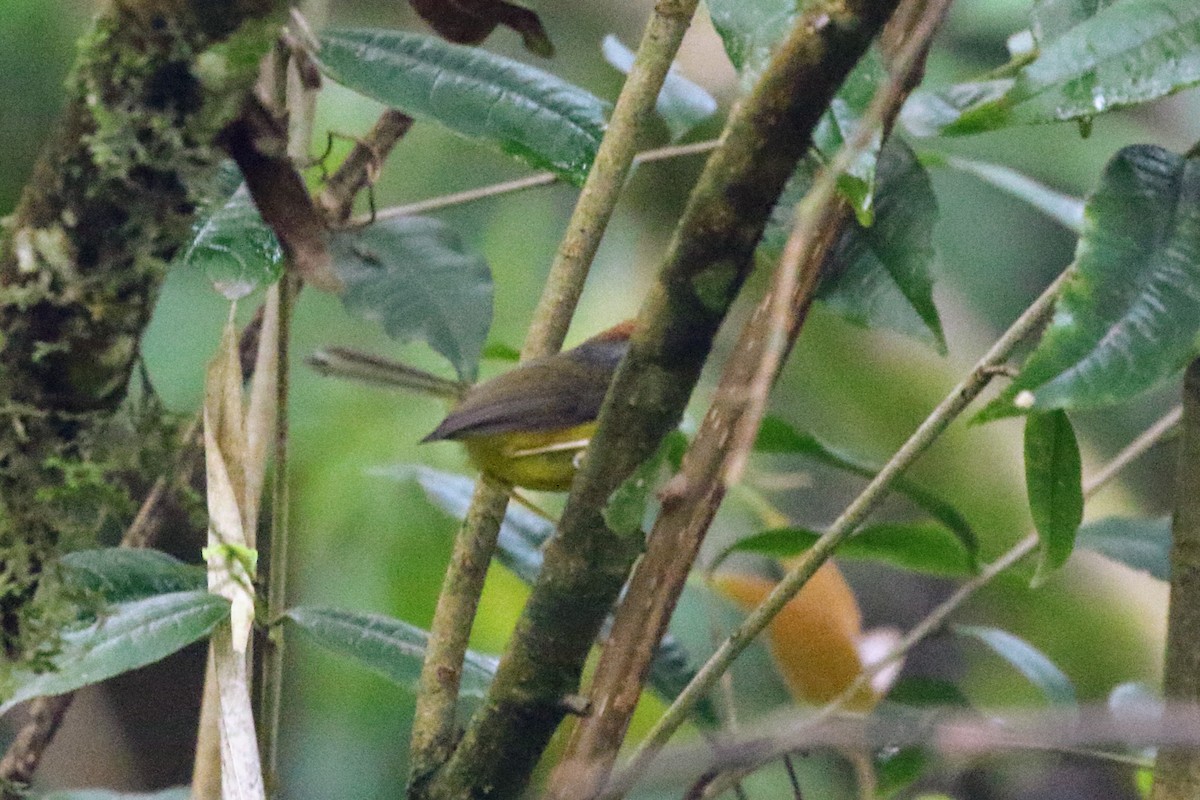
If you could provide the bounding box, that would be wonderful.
[220,97,342,293]
[408,0,554,57]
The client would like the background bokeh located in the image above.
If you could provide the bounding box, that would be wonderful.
[3,0,1198,797]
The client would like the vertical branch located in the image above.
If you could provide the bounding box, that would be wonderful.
[259,273,298,785]
[408,0,702,789]
[408,474,512,783]
[1153,359,1200,800]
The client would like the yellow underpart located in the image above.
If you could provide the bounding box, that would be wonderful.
[461,422,597,491]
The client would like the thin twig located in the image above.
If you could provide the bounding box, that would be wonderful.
[357,139,718,226]
[318,110,414,225]
[617,261,1074,791]
[627,704,1200,798]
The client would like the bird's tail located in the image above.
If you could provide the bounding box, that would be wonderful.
[307,347,467,400]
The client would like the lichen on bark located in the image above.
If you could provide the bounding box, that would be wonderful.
[0,0,285,668]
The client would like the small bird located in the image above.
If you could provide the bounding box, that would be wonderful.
[308,320,635,491]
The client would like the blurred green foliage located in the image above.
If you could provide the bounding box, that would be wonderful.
[3,0,1197,797]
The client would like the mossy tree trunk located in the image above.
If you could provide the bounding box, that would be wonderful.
[0,0,286,667]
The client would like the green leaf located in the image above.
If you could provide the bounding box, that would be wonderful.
[601,35,716,142]
[603,430,687,537]
[1,592,228,715]
[41,790,191,800]
[1024,411,1084,586]
[875,747,929,799]
[1031,0,1120,46]
[936,155,1084,232]
[482,340,521,362]
[1076,516,1171,580]
[885,676,972,709]
[60,549,205,604]
[762,140,943,350]
[822,139,943,351]
[979,146,1200,418]
[331,216,492,382]
[754,416,975,557]
[317,28,609,185]
[285,606,497,697]
[954,624,1077,705]
[180,184,283,300]
[948,0,1200,133]
[713,523,976,577]
[811,48,887,225]
[899,80,1013,138]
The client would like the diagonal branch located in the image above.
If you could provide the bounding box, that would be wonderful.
[619,261,1075,790]
[423,3,904,798]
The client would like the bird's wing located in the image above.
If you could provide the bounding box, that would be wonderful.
[422,357,607,441]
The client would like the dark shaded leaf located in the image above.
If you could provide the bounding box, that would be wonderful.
[713,523,976,577]
[885,676,972,708]
[1077,516,1171,580]
[811,48,887,225]
[285,606,497,697]
[754,416,975,556]
[954,624,1077,705]
[601,35,716,142]
[980,146,1200,418]
[317,29,608,184]
[1024,410,1084,586]
[1,592,228,715]
[332,216,492,382]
